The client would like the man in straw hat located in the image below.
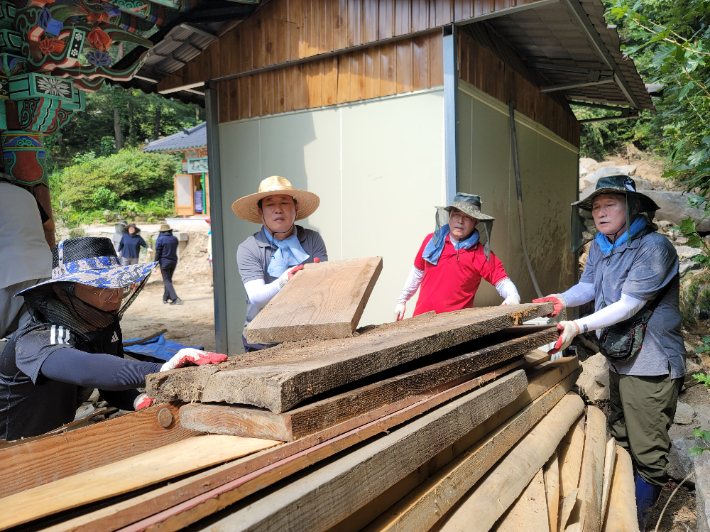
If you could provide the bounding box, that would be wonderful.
[394,193,520,320]
[0,237,226,440]
[233,176,327,352]
[532,176,685,527]
[155,221,182,305]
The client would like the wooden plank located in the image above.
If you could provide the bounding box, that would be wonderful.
[568,406,606,532]
[559,489,580,532]
[245,257,383,344]
[365,368,580,532]
[545,452,560,532]
[179,327,557,441]
[0,435,279,532]
[523,349,552,369]
[0,403,198,499]
[168,371,529,532]
[493,469,550,532]
[435,393,585,532]
[600,438,616,526]
[45,359,533,532]
[558,416,585,500]
[147,302,552,413]
[601,446,639,532]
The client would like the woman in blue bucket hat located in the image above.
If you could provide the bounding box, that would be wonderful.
[0,237,226,440]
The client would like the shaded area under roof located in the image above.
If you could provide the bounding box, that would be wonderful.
[144,122,207,152]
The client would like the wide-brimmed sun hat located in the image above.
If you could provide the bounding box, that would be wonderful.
[443,193,495,221]
[572,175,660,212]
[159,222,171,232]
[231,176,320,224]
[17,237,156,296]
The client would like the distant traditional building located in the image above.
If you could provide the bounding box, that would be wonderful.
[144,123,210,216]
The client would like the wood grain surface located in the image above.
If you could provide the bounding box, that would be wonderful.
[0,403,198,499]
[179,371,529,532]
[147,303,552,412]
[0,435,279,531]
[558,416,586,502]
[601,446,639,532]
[493,468,550,532]
[245,257,383,344]
[180,327,557,440]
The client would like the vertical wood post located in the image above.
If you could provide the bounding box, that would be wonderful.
[205,83,229,354]
[443,24,458,204]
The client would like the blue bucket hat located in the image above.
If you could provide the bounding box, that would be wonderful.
[17,237,156,296]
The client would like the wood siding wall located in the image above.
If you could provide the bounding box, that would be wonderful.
[159,0,544,93]
[458,29,579,147]
[215,32,442,123]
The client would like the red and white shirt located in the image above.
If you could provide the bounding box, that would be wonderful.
[412,233,509,316]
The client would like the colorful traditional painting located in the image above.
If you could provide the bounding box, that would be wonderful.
[187,157,208,173]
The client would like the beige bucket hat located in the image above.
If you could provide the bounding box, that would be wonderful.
[231,176,320,224]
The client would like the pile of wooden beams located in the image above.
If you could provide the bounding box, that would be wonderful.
[0,302,638,532]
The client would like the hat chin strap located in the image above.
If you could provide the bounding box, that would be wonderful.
[262,213,295,238]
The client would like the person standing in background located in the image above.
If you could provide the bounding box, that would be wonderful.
[118,224,152,266]
[155,222,182,305]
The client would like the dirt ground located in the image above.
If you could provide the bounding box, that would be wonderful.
[117,224,217,352]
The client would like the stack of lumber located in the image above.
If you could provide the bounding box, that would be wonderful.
[0,302,637,532]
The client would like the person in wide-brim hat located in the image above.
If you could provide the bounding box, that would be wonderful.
[234,176,328,353]
[394,192,521,322]
[1,237,225,440]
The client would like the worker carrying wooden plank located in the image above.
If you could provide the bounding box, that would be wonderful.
[0,237,226,441]
[232,176,328,352]
[533,175,685,529]
[394,192,521,321]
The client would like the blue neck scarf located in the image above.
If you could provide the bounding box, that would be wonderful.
[264,227,310,277]
[422,226,480,266]
[595,216,649,255]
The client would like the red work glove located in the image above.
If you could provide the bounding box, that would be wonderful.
[548,321,579,357]
[288,264,304,280]
[160,348,228,372]
[532,294,566,317]
[314,257,321,263]
[134,393,154,411]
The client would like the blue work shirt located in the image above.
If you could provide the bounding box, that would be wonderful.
[118,233,147,259]
[581,231,685,378]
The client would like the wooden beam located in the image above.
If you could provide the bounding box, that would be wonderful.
[523,350,552,369]
[147,303,553,413]
[0,435,280,531]
[602,446,639,532]
[150,372,529,532]
[245,257,383,344]
[544,453,561,532]
[568,406,606,532]
[0,403,198,499]
[44,363,529,532]
[600,438,617,526]
[558,416,586,501]
[364,360,582,532]
[493,468,550,532]
[435,393,585,532]
[180,328,557,441]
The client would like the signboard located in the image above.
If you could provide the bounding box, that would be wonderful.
[187,157,208,174]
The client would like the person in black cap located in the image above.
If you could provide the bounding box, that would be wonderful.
[533,175,685,528]
[0,237,226,441]
[393,192,520,321]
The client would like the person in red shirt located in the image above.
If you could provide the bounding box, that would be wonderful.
[394,193,520,320]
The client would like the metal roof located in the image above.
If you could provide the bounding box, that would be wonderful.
[143,122,207,152]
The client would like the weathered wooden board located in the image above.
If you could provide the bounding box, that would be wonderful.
[245,257,383,344]
[0,403,198,499]
[435,393,585,532]
[0,435,280,532]
[147,303,552,412]
[493,468,550,532]
[169,372,529,532]
[180,327,557,441]
[44,360,525,532]
[602,446,639,532]
[363,359,582,532]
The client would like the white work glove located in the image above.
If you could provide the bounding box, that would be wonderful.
[134,393,154,411]
[501,295,521,306]
[277,264,304,288]
[394,302,406,321]
[549,321,579,359]
[160,348,228,372]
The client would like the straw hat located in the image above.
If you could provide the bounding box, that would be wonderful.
[231,176,320,224]
[159,222,171,232]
